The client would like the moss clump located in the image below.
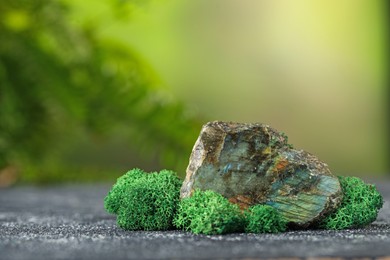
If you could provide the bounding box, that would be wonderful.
[244,205,287,233]
[174,190,245,235]
[104,168,145,214]
[319,176,383,230]
[104,168,181,231]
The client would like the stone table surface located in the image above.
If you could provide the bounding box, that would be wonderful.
[0,180,390,260]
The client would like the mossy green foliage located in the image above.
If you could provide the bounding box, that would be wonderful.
[104,168,145,215]
[174,190,245,235]
[244,205,287,233]
[319,176,383,230]
[104,168,181,231]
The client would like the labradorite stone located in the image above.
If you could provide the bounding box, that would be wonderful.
[180,121,342,227]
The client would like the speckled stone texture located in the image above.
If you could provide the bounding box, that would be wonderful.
[180,121,342,226]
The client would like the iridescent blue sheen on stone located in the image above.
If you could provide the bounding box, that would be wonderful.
[180,121,342,227]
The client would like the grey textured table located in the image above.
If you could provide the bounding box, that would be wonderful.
[1,180,389,260]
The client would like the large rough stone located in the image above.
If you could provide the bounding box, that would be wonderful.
[180,121,342,227]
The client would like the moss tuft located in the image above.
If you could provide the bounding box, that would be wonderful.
[104,169,181,231]
[244,205,287,233]
[174,190,245,235]
[104,168,145,214]
[319,176,383,230]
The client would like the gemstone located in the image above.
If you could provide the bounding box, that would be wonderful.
[180,121,342,227]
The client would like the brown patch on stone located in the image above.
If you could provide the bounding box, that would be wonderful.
[275,159,289,172]
[229,194,253,209]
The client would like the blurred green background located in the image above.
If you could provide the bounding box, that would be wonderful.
[0,0,388,186]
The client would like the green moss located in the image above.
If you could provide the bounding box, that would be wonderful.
[280,131,294,149]
[319,176,383,230]
[104,169,181,231]
[174,190,245,235]
[244,205,287,233]
[104,168,145,214]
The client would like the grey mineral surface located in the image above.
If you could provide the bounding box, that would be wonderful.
[180,121,342,226]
